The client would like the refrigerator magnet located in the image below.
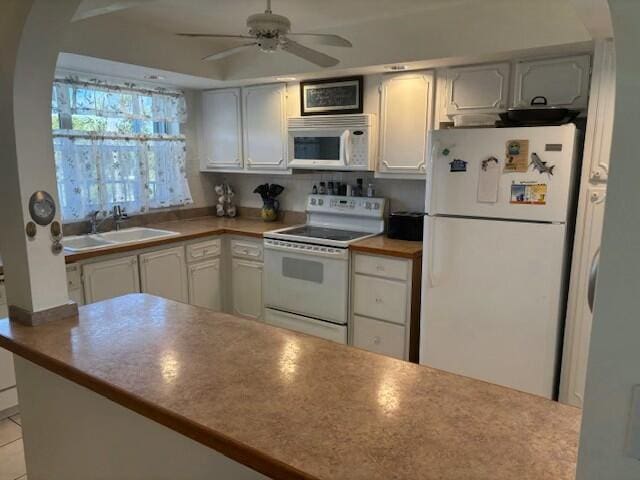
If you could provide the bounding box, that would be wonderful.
[510,182,548,205]
[530,152,555,175]
[449,159,467,172]
[504,139,529,173]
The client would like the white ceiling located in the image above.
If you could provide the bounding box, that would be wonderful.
[65,0,593,87]
[110,0,470,35]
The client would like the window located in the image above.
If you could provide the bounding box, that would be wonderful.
[52,77,192,221]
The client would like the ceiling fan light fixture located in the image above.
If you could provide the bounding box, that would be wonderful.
[276,76,297,81]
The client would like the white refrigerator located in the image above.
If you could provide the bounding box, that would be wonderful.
[420,125,578,399]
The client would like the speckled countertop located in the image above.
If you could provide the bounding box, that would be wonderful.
[0,216,422,269]
[0,294,580,480]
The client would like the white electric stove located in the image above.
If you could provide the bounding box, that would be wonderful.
[263,195,386,344]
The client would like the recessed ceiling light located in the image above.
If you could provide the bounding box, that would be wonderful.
[385,65,409,71]
[276,76,297,81]
[144,74,166,81]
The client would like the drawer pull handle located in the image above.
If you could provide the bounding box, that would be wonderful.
[373,336,381,345]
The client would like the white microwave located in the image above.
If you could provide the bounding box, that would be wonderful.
[287,114,376,170]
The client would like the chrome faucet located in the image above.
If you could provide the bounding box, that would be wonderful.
[88,206,128,234]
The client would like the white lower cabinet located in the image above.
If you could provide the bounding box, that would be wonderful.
[350,253,420,362]
[83,255,140,304]
[231,258,263,321]
[140,246,188,303]
[353,315,406,359]
[188,259,221,310]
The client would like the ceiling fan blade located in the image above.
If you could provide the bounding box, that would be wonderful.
[286,33,352,48]
[202,43,257,62]
[72,0,156,21]
[281,40,339,68]
[177,33,255,40]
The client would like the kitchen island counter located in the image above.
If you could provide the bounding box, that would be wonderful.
[0,294,580,480]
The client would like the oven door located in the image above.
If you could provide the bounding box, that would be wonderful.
[264,241,349,324]
[287,129,350,169]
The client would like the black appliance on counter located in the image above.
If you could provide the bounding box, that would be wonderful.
[387,212,425,241]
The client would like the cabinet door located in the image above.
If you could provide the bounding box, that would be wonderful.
[513,55,591,109]
[140,246,188,303]
[200,88,243,171]
[560,187,606,407]
[242,83,287,171]
[188,259,221,311]
[83,255,140,304]
[378,71,433,176]
[0,347,15,391]
[231,258,263,320]
[445,63,510,116]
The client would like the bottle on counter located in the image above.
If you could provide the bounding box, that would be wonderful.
[346,184,353,196]
[312,184,318,194]
[367,183,376,198]
[319,182,327,195]
[327,181,335,196]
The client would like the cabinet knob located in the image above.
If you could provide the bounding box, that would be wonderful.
[376,265,385,271]
[375,297,383,304]
[373,336,381,345]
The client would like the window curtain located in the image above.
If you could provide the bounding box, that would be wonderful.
[52,79,192,221]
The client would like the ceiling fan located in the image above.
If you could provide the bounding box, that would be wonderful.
[177,0,352,67]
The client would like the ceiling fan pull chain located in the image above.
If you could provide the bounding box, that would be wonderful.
[265,0,272,14]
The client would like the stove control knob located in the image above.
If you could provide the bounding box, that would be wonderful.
[318,199,324,206]
[365,202,372,210]
[310,198,317,205]
[373,203,380,210]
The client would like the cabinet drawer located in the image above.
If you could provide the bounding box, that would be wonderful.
[353,315,406,360]
[353,274,407,325]
[354,254,409,281]
[186,238,221,263]
[231,239,263,261]
[66,264,82,291]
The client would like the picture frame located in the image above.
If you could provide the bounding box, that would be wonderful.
[300,76,364,116]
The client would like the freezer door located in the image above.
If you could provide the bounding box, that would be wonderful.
[420,216,567,398]
[428,125,577,222]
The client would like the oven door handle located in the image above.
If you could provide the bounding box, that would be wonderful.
[264,240,349,260]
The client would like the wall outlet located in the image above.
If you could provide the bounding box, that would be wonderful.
[626,385,640,460]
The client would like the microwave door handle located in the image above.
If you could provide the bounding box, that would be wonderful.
[341,130,351,165]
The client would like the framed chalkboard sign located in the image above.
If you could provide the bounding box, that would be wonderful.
[300,76,363,116]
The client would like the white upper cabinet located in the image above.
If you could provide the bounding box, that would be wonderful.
[513,55,591,109]
[242,83,287,171]
[445,63,511,116]
[200,88,243,171]
[140,246,188,303]
[378,71,434,176]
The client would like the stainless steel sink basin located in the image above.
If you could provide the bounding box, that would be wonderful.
[63,228,180,252]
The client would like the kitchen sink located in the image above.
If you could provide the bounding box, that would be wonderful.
[63,228,179,252]
[98,228,180,244]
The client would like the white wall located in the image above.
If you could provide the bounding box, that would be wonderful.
[576,0,640,478]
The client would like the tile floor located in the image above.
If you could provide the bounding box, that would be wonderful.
[0,415,26,480]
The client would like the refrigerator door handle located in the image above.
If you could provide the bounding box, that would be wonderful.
[588,248,600,312]
[427,216,439,287]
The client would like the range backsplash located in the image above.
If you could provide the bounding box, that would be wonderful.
[211,172,426,214]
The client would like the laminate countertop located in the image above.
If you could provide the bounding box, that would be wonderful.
[0,216,423,270]
[0,294,581,480]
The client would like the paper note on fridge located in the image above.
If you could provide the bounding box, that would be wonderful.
[477,157,501,203]
[504,139,529,173]
[510,182,548,205]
